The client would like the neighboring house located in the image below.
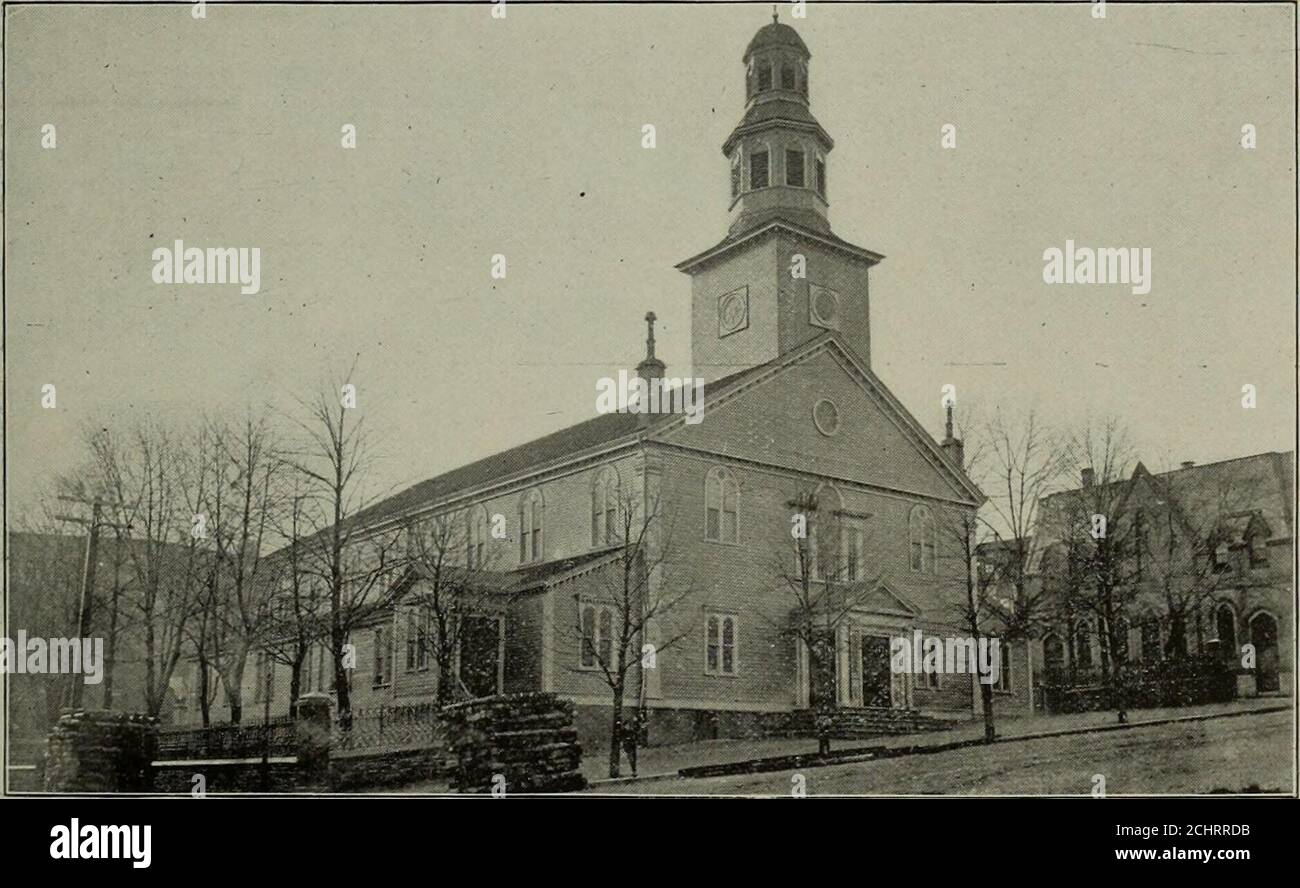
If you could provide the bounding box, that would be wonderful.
[1024,453,1293,708]
[220,18,994,746]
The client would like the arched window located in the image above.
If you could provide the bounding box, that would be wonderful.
[705,467,740,543]
[908,505,936,573]
[465,505,488,568]
[706,613,738,676]
[518,488,544,563]
[1043,634,1065,676]
[809,484,843,579]
[591,467,621,546]
[730,152,742,199]
[780,61,796,90]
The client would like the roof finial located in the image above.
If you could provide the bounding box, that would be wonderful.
[945,401,954,440]
[772,5,779,25]
[644,311,657,361]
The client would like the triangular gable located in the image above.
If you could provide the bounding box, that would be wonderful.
[650,334,984,505]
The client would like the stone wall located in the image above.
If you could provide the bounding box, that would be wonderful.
[44,710,158,792]
[447,693,586,794]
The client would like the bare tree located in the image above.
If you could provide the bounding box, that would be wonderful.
[403,509,515,706]
[264,479,329,719]
[569,488,694,779]
[200,412,282,723]
[769,489,885,755]
[1043,416,1140,723]
[87,419,214,719]
[288,373,406,727]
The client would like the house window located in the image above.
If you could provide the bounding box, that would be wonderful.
[1140,620,1161,662]
[373,627,390,688]
[757,62,772,92]
[730,154,742,199]
[591,467,620,546]
[706,614,738,676]
[785,148,805,187]
[519,489,544,563]
[750,149,769,190]
[253,651,271,703]
[908,505,936,573]
[580,602,615,670]
[405,611,418,672]
[466,506,488,568]
[705,467,740,543]
[1211,539,1231,573]
[1075,622,1093,669]
[994,639,1012,692]
[1248,534,1268,568]
[815,156,826,196]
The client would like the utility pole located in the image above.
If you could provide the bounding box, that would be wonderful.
[55,495,128,709]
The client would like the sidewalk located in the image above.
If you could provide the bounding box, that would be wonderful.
[584,696,1289,785]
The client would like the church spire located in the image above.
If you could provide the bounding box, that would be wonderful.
[724,14,833,237]
[636,311,665,383]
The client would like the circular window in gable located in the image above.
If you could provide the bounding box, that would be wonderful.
[813,398,840,436]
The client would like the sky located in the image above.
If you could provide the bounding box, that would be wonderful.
[4,1,1295,515]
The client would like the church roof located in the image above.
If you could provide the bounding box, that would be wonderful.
[348,368,757,531]
[744,22,810,61]
[675,215,884,273]
[722,98,834,156]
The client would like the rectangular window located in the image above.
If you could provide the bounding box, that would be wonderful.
[417,609,431,671]
[579,603,616,670]
[785,149,805,187]
[406,611,417,672]
[841,524,865,581]
[705,614,738,676]
[995,639,1012,692]
[815,157,826,196]
[750,150,769,190]
[253,652,267,703]
[373,627,389,687]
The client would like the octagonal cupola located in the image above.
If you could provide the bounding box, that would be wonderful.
[724,13,834,237]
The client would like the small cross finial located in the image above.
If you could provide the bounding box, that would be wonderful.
[644,311,658,360]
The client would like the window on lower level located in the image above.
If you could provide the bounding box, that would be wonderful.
[706,613,738,676]
[580,603,615,671]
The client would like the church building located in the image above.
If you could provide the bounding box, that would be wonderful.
[223,17,992,746]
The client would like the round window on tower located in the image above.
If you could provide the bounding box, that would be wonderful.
[809,283,841,330]
[813,399,840,437]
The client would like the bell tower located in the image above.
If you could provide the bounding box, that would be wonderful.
[677,13,883,384]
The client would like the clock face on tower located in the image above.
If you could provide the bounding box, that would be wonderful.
[718,286,750,337]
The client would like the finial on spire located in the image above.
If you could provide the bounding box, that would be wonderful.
[772,5,779,24]
[644,311,658,361]
[944,402,954,440]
